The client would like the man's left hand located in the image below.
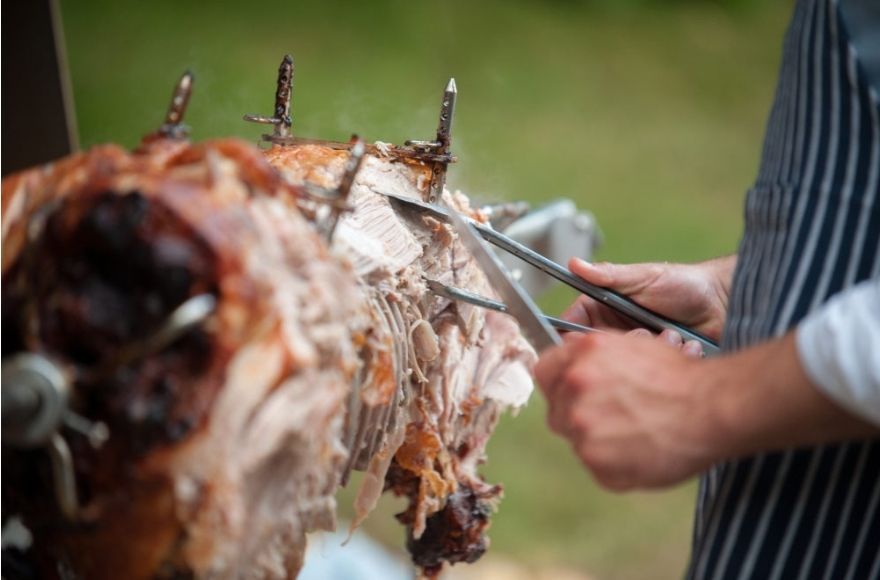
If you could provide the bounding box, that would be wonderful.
[535,332,718,491]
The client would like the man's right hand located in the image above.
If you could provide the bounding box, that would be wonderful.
[562,256,735,351]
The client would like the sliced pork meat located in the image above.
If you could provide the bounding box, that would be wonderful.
[267,144,536,575]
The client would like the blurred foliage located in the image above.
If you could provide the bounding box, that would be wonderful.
[61,1,792,578]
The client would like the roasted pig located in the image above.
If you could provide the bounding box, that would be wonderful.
[2,102,535,580]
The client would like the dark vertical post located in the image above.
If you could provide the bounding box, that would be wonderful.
[2,0,79,176]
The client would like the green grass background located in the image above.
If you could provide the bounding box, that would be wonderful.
[62,1,792,577]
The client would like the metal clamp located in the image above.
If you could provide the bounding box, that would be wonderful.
[1,353,106,521]
[2,353,69,447]
[2,294,217,523]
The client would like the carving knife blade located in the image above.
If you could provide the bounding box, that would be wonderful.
[445,203,562,352]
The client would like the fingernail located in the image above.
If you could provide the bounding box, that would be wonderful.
[662,330,683,346]
[629,328,652,339]
[683,341,703,358]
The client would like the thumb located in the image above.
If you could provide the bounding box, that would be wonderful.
[569,257,658,295]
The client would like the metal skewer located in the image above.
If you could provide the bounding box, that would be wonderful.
[86,293,217,381]
[406,78,457,203]
[325,137,366,240]
[244,54,294,139]
[159,70,194,139]
[242,57,459,173]
[429,78,456,203]
[425,279,599,335]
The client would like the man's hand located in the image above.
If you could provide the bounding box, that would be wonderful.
[535,330,879,492]
[535,332,716,490]
[562,256,735,344]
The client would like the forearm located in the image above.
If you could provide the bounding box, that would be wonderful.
[698,332,879,461]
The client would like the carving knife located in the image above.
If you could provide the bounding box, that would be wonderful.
[382,191,720,356]
[444,200,562,352]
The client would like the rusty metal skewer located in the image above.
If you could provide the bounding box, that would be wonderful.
[159,70,194,138]
[428,77,456,203]
[274,54,294,136]
[436,78,456,151]
[244,54,294,138]
[325,137,366,240]
[405,78,456,203]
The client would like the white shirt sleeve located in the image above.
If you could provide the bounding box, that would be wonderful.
[795,278,880,426]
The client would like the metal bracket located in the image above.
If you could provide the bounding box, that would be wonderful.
[1,353,107,521]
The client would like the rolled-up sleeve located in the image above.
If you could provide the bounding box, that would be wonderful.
[795,278,880,426]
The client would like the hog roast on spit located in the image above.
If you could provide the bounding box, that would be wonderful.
[0,59,579,580]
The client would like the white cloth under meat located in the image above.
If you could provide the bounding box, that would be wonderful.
[796,278,880,426]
